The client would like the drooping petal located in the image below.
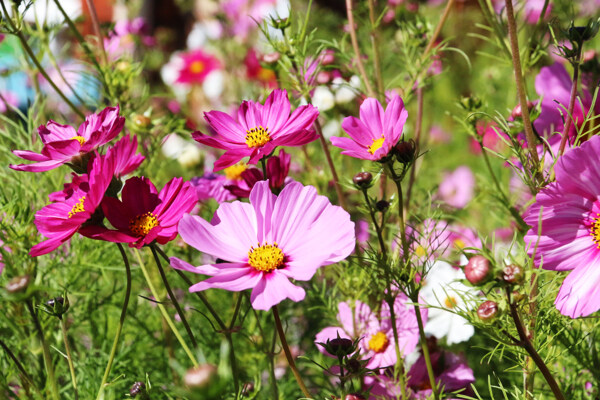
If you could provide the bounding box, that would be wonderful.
[249,271,306,310]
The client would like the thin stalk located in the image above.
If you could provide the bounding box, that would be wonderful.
[475,0,512,59]
[367,0,385,101]
[59,318,79,400]
[505,288,566,400]
[268,328,280,400]
[272,305,312,398]
[133,248,199,367]
[227,294,243,394]
[84,0,107,65]
[0,338,43,398]
[314,119,347,210]
[504,0,541,172]
[96,243,132,400]
[345,0,375,97]
[150,244,198,349]
[479,140,529,231]
[386,164,409,261]
[0,0,85,120]
[413,302,439,399]
[557,57,581,156]
[26,300,59,400]
[386,299,408,399]
[405,87,424,214]
[360,188,386,255]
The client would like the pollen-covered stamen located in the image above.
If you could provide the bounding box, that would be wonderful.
[129,212,159,236]
[225,163,248,180]
[245,126,271,148]
[590,213,600,247]
[248,242,285,272]
[71,135,86,145]
[368,135,385,155]
[189,60,205,74]
[68,196,86,218]
[367,331,389,353]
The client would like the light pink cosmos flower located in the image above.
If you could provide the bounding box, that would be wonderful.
[315,294,425,369]
[175,49,221,85]
[524,135,600,318]
[331,94,408,161]
[170,181,355,310]
[83,177,197,248]
[192,89,319,171]
[437,166,475,209]
[222,0,277,40]
[104,17,155,61]
[191,173,238,203]
[30,151,117,256]
[10,106,125,173]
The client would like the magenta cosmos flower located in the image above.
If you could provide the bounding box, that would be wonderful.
[315,294,425,368]
[192,89,319,171]
[11,106,125,172]
[524,135,600,318]
[30,151,117,256]
[170,180,355,310]
[331,94,408,161]
[83,177,197,248]
[175,49,221,85]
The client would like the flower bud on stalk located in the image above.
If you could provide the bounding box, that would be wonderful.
[43,295,70,319]
[477,301,499,322]
[184,364,217,388]
[352,172,373,189]
[6,275,30,293]
[464,255,492,285]
[502,264,524,285]
[375,200,389,212]
[394,139,416,164]
[130,381,150,399]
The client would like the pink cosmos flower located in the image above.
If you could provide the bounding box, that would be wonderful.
[175,49,221,85]
[192,89,319,171]
[245,48,277,88]
[222,0,277,40]
[170,181,355,310]
[191,173,238,203]
[0,91,18,113]
[84,177,197,248]
[524,135,600,317]
[104,17,155,61]
[437,166,475,209]
[331,94,408,161]
[315,294,425,369]
[10,106,125,173]
[30,151,117,256]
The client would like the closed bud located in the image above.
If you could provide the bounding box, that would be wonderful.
[327,337,355,357]
[345,358,362,373]
[262,52,280,64]
[395,139,416,164]
[511,101,534,119]
[503,264,524,284]
[242,382,254,395]
[6,275,30,293]
[477,300,499,322]
[133,114,151,128]
[270,17,291,30]
[184,364,217,388]
[345,394,366,400]
[464,255,492,285]
[375,200,389,212]
[353,171,373,188]
[43,295,69,318]
[130,381,149,399]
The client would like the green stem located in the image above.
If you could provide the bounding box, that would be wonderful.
[268,328,280,400]
[227,294,243,395]
[557,53,582,156]
[414,302,439,399]
[60,318,79,400]
[344,0,376,97]
[386,298,408,399]
[26,300,59,400]
[272,305,312,398]
[150,244,198,349]
[96,243,132,400]
[360,188,387,255]
[367,0,385,102]
[0,0,84,120]
[404,87,424,214]
[133,248,198,367]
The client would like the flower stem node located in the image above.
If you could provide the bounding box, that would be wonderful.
[477,300,499,322]
[352,171,374,189]
[464,255,492,286]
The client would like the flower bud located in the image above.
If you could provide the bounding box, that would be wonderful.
[511,101,534,119]
[353,171,373,188]
[326,337,355,357]
[503,264,524,284]
[184,364,217,388]
[395,140,416,164]
[262,52,280,64]
[375,200,389,212]
[133,114,151,128]
[242,382,255,395]
[130,381,149,399]
[345,394,366,400]
[43,295,70,318]
[6,275,30,293]
[345,358,362,373]
[270,17,291,30]
[477,300,499,322]
[464,255,492,285]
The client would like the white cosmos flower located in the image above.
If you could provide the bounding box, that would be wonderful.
[421,260,478,345]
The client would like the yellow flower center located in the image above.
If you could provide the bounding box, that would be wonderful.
[591,214,600,247]
[454,238,466,249]
[415,245,427,258]
[245,126,271,148]
[225,163,248,181]
[248,242,284,272]
[71,136,86,145]
[367,331,389,353]
[257,68,276,82]
[444,296,458,309]
[129,212,159,236]
[368,135,385,155]
[189,60,205,74]
[68,196,86,218]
